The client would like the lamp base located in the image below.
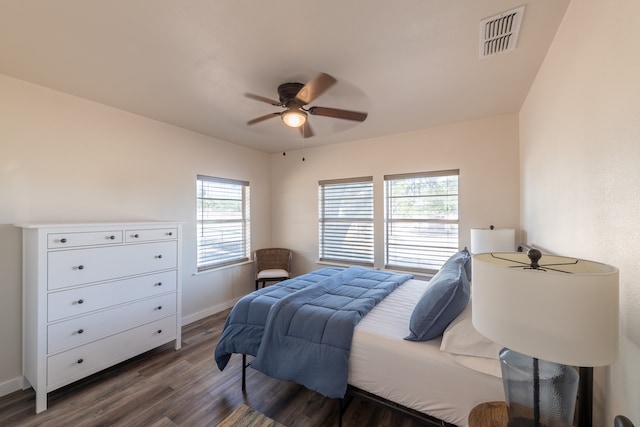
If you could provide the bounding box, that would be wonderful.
[500,349,579,427]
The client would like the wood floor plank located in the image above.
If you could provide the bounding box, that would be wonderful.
[0,308,432,427]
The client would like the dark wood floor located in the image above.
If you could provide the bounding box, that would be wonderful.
[0,308,430,427]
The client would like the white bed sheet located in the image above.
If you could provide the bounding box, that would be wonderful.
[349,278,505,427]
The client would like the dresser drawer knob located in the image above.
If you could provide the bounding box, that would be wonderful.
[77,358,84,364]
[157,329,162,334]
[60,238,67,243]
[109,235,116,240]
[154,282,163,287]
[167,232,173,236]
[77,329,84,334]
[77,299,84,304]
[156,306,163,311]
[133,234,139,238]
[156,254,163,259]
[77,265,85,270]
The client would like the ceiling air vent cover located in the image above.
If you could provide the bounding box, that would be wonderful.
[480,5,525,58]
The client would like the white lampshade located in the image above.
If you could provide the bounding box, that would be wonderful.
[472,252,619,367]
[470,228,515,254]
[281,109,307,127]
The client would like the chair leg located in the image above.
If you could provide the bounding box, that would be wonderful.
[255,278,287,291]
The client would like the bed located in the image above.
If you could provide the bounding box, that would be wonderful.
[215,252,505,427]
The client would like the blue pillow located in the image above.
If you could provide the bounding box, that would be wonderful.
[441,247,472,280]
[405,256,470,341]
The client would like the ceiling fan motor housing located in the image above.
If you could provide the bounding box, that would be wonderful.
[277,82,304,106]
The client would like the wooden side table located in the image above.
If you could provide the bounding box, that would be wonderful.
[468,401,508,427]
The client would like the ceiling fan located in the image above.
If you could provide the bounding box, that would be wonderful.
[245,73,368,138]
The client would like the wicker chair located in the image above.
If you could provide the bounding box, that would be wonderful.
[254,248,292,290]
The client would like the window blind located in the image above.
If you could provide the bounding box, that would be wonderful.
[318,177,374,266]
[197,175,250,271]
[384,170,459,273]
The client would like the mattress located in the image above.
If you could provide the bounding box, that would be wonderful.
[349,279,505,427]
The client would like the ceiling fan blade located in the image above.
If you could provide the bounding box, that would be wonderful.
[247,112,280,125]
[295,73,337,105]
[308,106,368,122]
[245,93,282,106]
[299,121,314,138]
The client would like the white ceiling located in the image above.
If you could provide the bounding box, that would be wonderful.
[0,1,570,154]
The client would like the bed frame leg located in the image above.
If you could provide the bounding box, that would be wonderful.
[242,354,247,392]
[339,388,354,427]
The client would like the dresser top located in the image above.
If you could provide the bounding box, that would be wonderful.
[15,221,182,229]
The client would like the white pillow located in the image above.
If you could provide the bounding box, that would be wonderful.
[440,300,503,360]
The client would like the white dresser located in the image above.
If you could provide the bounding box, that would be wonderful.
[17,222,182,413]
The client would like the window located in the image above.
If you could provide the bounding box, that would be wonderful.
[318,177,374,266]
[385,170,459,273]
[196,175,250,271]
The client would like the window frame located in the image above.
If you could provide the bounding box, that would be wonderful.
[318,176,374,266]
[384,169,459,274]
[196,175,250,272]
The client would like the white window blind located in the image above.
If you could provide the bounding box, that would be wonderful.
[197,175,250,271]
[318,177,374,266]
[384,170,459,273]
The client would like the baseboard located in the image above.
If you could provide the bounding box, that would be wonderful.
[0,376,28,398]
[181,297,239,326]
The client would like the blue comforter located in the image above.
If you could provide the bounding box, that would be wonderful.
[214,267,343,370]
[215,266,413,398]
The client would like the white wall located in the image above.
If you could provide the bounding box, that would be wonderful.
[270,114,521,277]
[0,74,271,394]
[520,0,640,424]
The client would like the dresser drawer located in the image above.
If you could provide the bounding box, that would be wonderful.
[48,271,177,322]
[48,230,123,249]
[125,227,178,243]
[48,293,177,354]
[48,241,177,290]
[47,315,177,389]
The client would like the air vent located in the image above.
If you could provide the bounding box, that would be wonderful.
[480,5,525,58]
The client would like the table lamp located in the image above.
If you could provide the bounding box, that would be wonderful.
[472,250,619,427]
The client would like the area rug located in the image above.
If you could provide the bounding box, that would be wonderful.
[217,404,286,427]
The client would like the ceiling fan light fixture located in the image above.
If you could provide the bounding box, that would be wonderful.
[245,73,368,138]
[281,109,307,128]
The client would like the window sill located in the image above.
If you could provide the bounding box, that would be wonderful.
[192,260,253,276]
